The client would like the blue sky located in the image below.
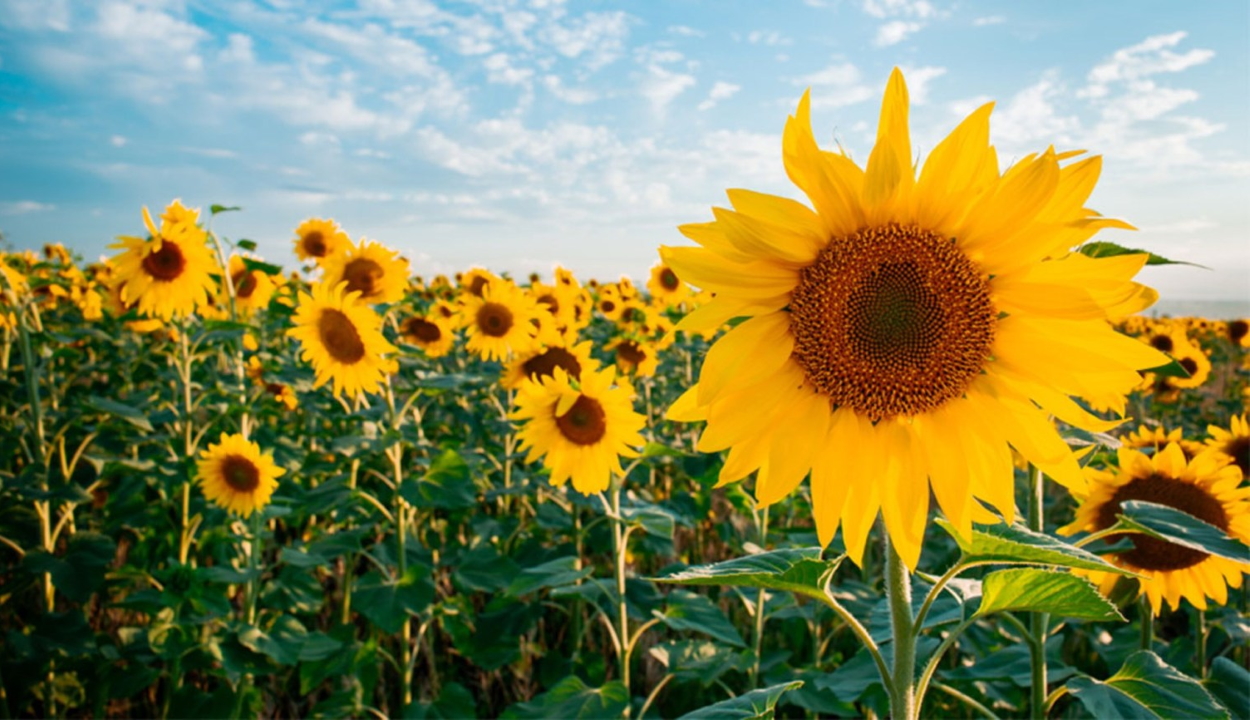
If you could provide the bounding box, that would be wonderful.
[1,0,1247,301]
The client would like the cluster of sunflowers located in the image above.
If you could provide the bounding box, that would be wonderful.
[1118,315,1250,403]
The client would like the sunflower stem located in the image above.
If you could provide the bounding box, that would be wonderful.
[177,318,197,566]
[1195,608,1207,678]
[606,479,632,718]
[750,504,770,689]
[1139,596,1153,651]
[1026,463,1050,719]
[885,536,917,720]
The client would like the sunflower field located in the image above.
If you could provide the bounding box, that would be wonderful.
[2,71,1249,720]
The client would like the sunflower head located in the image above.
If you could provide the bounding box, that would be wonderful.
[1061,444,1250,615]
[293,218,349,264]
[459,279,540,361]
[109,201,219,320]
[196,432,285,518]
[647,262,689,307]
[400,314,456,358]
[320,238,410,305]
[503,339,598,390]
[286,280,398,398]
[227,255,278,314]
[1206,415,1250,480]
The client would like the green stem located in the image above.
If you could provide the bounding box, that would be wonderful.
[177,319,196,566]
[12,295,54,613]
[606,481,632,718]
[885,537,917,720]
[933,682,1001,720]
[1027,463,1049,720]
[818,575,892,699]
[1139,596,1153,651]
[1195,608,1206,678]
[750,504,770,688]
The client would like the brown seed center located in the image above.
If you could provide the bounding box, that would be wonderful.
[1096,472,1230,571]
[142,241,187,281]
[344,258,385,299]
[522,347,582,382]
[660,268,680,291]
[1223,437,1250,479]
[232,270,257,299]
[318,309,367,363]
[403,318,443,343]
[790,223,996,421]
[538,293,560,315]
[221,454,261,493]
[1149,334,1174,353]
[468,275,489,297]
[1228,320,1248,343]
[477,302,513,337]
[555,395,607,446]
[615,340,647,367]
[302,231,327,257]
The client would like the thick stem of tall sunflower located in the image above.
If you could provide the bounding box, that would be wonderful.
[885,536,918,720]
[1195,608,1207,678]
[384,378,415,710]
[206,230,251,437]
[750,503,770,689]
[1026,463,1050,719]
[605,480,633,718]
[1139,596,1154,651]
[174,318,200,566]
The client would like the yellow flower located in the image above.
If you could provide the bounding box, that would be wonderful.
[607,337,659,377]
[1120,424,1183,451]
[647,262,689,307]
[1226,319,1249,347]
[293,218,349,264]
[459,267,500,298]
[460,279,540,361]
[400,314,456,358]
[662,69,1167,568]
[109,201,219,320]
[512,366,647,494]
[287,281,398,398]
[1060,444,1250,615]
[320,238,410,305]
[596,285,626,322]
[1206,415,1249,480]
[196,432,285,518]
[502,339,598,390]
[228,255,277,315]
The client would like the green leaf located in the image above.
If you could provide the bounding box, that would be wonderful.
[1205,657,1250,720]
[649,640,751,686]
[236,615,308,666]
[939,518,1134,574]
[236,239,257,251]
[241,257,282,276]
[1117,501,1250,564]
[401,448,477,510]
[453,544,519,594]
[656,589,746,648]
[23,532,116,603]
[653,547,841,603]
[621,503,678,539]
[977,568,1123,620]
[1144,358,1192,379]
[210,204,241,215]
[354,567,434,634]
[642,441,685,458]
[501,676,628,719]
[505,556,593,597]
[677,680,804,720]
[86,396,153,432]
[1079,241,1205,268]
[1068,651,1228,719]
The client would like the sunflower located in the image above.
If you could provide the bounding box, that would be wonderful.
[1120,424,1183,452]
[400,314,456,358]
[110,201,219,320]
[196,432,285,518]
[287,281,398,398]
[512,366,647,494]
[460,280,539,361]
[1206,415,1250,480]
[647,262,689,307]
[321,239,410,305]
[1060,444,1250,614]
[502,339,597,389]
[554,265,581,292]
[293,218,349,264]
[1169,338,1212,390]
[459,267,500,298]
[1226,319,1249,347]
[662,68,1167,568]
[227,255,277,315]
[596,286,626,322]
[608,337,659,378]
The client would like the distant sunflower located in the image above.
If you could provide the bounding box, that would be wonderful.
[400,314,456,358]
[1169,340,1212,390]
[110,201,219,320]
[321,239,409,305]
[227,255,277,315]
[1226,319,1249,347]
[293,218,349,264]
[596,286,625,322]
[503,339,597,389]
[1206,415,1250,479]
[1061,444,1250,614]
[663,68,1167,567]
[512,366,647,494]
[608,337,659,377]
[647,262,688,307]
[287,281,398,398]
[1121,424,1183,452]
[196,432,285,518]
[460,280,539,361]
[460,267,500,298]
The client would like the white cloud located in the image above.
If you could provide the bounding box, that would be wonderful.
[667,25,703,37]
[862,0,938,19]
[747,30,791,47]
[540,11,630,70]
[640,61,696,117]
[973,15,1004,26]
[299,132,340,146]
[698,81,741,111]
[875,20,922,46]
[483,52,533,86]
[793,62,875,108]
[988,70,1081,147]
[898,65,945,105]
[542,75,597,104]
[0,0,71,31]
[0,200,54,215]
[110,135,127,147]
[1081,31,1214,99]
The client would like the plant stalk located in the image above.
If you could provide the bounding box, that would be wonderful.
[1027,463,1049,719]
[885,536,917,720]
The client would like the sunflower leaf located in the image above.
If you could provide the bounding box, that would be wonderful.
[976,568,1124,621]
[1067,651,1229,720]
[1078,241,1207,268]
[236,239,257,251]
[1144,357,1192,379]
[501,676,628,719]
[652,547,840,603]
[1116,501,1250,563]
[676,680,804,720]
[241,257,282,276]
[655,589,746,648]
[209,204,241,215]
[937,518,1134,574]
[86,395,153,432]
[1205,657,1250,719]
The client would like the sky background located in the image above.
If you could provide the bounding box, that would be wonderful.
[1,0,1247,304]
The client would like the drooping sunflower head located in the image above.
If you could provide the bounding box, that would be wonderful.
[662,68,1168,568]
[320,238,410,306]
[400,314,456,358]
[196,432,285,518]
[293,218,349,264]
[1060,444,1250,615]
[511,366,647,495]
[1206,415,1250,480]
[503,338,598,390]
[109,201,220,320]
[286,280,398,398]
[459,279,539,361]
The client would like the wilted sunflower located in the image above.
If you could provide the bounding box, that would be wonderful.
[110,201,219,320]
[647,262,689,307]
[227,255,277,315]
[1206,415,1250,479]
[196,432,285,518]
[287,281,398,398]
[400,314,456,358]
[1061,444,1250,614]
[321,239,410,305]
[460,280,539,361]
[512,366,647,494]
[293,218,349,264]
[663,68,1167,567]
[503,339,597,389]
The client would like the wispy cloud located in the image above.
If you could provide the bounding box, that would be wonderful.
[698,81,741,111]
[0,200,55,215]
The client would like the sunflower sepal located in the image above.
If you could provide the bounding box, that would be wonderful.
[1113,500,1250,564]
[936,517,1137,575]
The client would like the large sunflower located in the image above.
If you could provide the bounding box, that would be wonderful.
[287,281,398,398]
[293,218,349,264]
[460,280,540,361]
[662,69,1167,568]
[321,238,410,305]
[196,432,285,518]
[110,201,219,320]
[1060,444,1250,614]
[512,366,647,494]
